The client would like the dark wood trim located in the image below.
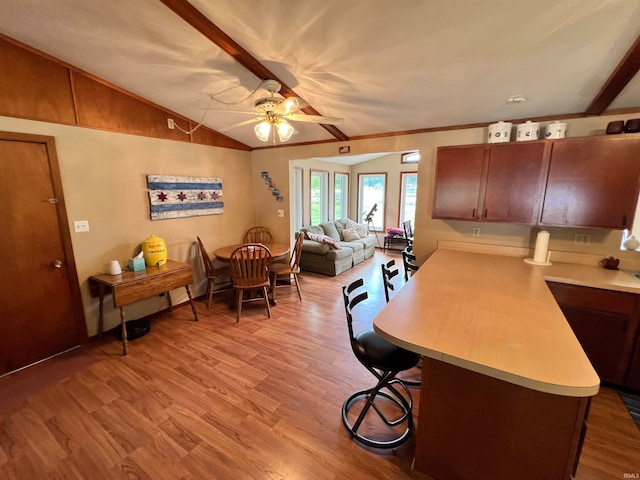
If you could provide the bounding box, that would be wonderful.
[0,33,251,151]
[585,33,640,115]
[158,0,349,142]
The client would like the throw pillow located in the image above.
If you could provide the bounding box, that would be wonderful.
[320,221,341,241]
[346,218,369,238]
[341,228,360,242]
[307,232,342,249]
[301,225,324,240]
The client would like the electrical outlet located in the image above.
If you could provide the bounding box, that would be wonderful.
[472,227,480,237]
[277,209,284,218]
[73,220,90,233]
[573,234,591,245]
[167,118,175,129]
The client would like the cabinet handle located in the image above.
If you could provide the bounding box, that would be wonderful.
[623,214,628,227]
[483,209,488,218]
[472,208,476,218]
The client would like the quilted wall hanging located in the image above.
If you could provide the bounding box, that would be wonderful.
[147,174,223,220]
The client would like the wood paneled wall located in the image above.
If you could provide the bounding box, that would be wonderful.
[0,35,251,151]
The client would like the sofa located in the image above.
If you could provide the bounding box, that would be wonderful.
[299,219,377,276]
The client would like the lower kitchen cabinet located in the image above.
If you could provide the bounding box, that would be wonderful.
[626,339,640,390]
[547,282,640,387]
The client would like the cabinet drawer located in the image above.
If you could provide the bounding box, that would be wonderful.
[547,282,636,315]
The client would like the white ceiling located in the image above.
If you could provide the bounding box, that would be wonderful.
[2,0,640,149]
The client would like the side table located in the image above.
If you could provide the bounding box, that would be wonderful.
[89,260,198,355]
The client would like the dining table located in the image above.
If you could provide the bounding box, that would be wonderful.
[213,243,290,263]
[212,242,291,305]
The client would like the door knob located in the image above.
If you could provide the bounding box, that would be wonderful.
[51,260,63,268]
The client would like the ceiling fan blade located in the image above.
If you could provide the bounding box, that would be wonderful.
[218,116,262,132]
[204,109,256,115]
[286,113,344,125]
[233,117,262,127]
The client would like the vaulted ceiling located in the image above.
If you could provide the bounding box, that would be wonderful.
[1,0,640,149]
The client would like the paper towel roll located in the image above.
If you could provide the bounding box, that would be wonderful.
[533,231,550,263]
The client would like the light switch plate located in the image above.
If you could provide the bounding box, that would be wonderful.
[74,220,90,233]
[277,209,284,217]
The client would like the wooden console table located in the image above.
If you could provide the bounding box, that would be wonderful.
[89,260,198,355]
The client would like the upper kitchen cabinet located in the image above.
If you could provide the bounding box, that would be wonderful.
[433,141,548,224]
[540,135,640,229]
[432,145,485,220]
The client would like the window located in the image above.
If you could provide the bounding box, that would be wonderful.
[292,168,303,231]
[400,172,417,227]
[334,172,349,221]
[401,151,420,164]
[358,173,386,231]
[310,170,329,225]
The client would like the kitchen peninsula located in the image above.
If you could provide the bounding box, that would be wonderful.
[374,248,600,480]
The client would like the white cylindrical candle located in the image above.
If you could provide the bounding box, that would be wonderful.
[533,231,550,263]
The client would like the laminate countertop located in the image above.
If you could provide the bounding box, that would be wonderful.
[534,261,640,294]
[373,248,601,397]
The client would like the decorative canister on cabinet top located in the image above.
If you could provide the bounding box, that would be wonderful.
[487,121,512,143]
[544,121,567,139]
[516,121,540,141]
[142,235,168,266]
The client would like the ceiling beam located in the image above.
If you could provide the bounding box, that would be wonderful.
[585,33,640,115]
[158,0,349,142]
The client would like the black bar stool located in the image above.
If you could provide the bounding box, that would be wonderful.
[341,278,420,449]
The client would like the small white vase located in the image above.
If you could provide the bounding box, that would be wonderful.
[623,235,640,250]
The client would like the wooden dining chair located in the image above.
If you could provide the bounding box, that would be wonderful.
[243,226,273,243]
[229,243,272,322]
[270,232,303,302]
[196,236,233,308]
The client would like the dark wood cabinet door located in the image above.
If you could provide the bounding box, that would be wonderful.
[547,282,640,386]
[432,146,485,220]
[626,342,640,390]
[482,142,548,224]
[541,136,640,228]
[558,303,629,384]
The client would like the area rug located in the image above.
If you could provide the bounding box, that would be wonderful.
[620,392,640,430]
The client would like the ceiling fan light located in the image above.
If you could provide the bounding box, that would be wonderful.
[281,97,299,114]
[255,120,271,142]
[276,119,294,142]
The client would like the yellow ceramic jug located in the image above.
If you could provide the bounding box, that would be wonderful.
[142,235,167,267]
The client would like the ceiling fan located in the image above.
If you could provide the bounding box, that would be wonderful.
[234,79,344,143]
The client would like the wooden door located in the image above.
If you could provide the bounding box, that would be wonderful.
[0,132,85,375]
[541,135,640,228]
[482,142,548,224]
[432,145,485,220]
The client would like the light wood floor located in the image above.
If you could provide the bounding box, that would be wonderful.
[0,250,638,479]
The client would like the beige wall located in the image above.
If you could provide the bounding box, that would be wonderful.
[252,113,640,269]
[5,111,640,337]
[1,116,254,336]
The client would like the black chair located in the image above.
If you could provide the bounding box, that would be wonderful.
[341,279,420,449]
[381,259,399,303]
[402,220,414,248]
[380,261,422,388]
[402,246,419,281]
